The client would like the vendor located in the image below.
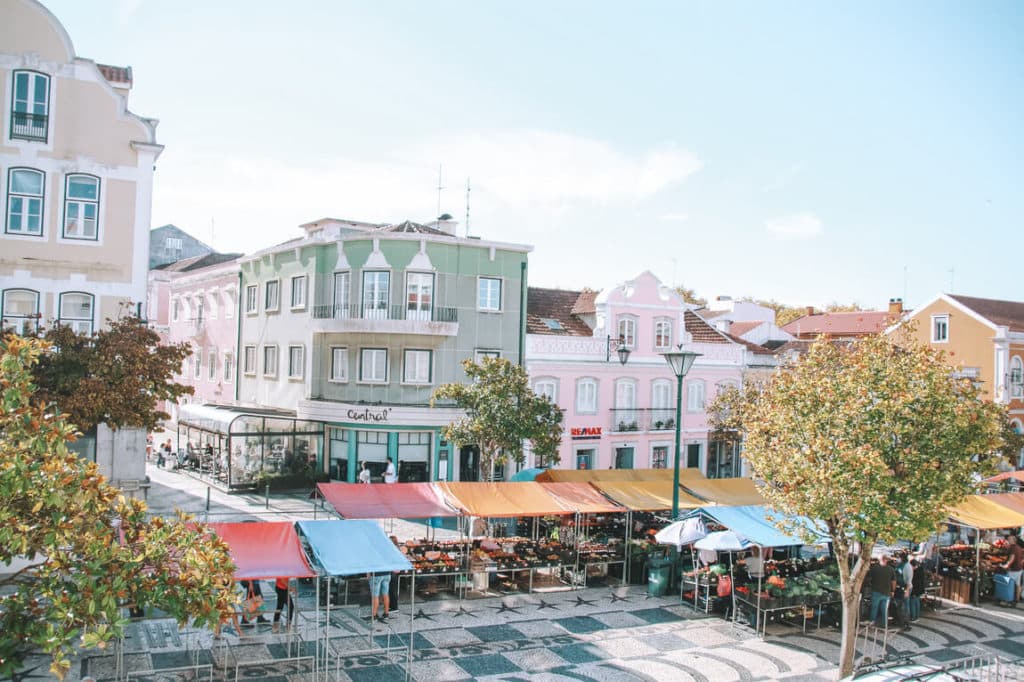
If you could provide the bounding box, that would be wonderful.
[745,546,765,579]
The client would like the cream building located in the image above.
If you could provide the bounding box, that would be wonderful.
[0,0,163,334]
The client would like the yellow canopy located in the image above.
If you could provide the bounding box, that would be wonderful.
[983,492,1024,517]
[539,482,627,514]
[946,494,1024,529]
[681,478,766,506]
[591,480,704,512]
[435,482,572,517]
[537,468,705,483]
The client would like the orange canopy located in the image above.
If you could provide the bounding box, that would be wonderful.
[946,494,1024,530]
[208,521,316,579]
[681,478,766,506]
[539,482,626,513]
[984,492,1024,516]
[591,480,704,512]
[537,468,705,483]
[436,482,572,517]
[985,471,1024,483]
[317,482,457,519]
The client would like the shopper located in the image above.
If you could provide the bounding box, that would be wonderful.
[384,457,398,484]
[358,461,371,484]
[909,559,925,621]
[867,555,897,628]
[368,571,391,622]
[272,577,296,632]
[240,579,269,626]
[893,553,912,631]
[388,536,401,612]
[1004,533,1024,605]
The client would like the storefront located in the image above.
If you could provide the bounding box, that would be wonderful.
[177,404,324,491]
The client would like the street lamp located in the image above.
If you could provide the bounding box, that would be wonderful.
[606,334,631,365]
[662,346,702,519]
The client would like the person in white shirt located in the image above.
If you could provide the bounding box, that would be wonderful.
[745,546,765,579]
[358,461,371,484]
[384,458,398,484]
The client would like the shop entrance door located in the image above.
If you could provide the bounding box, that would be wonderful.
[614,446,634,469]
[459,445,479,481]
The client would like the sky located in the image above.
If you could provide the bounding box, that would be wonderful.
[42,0,1024,309]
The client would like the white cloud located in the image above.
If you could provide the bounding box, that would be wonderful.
[660,213,689,222]
[764,212,823,238]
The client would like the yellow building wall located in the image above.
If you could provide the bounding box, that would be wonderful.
[0,0,74,65]
[905,299,997,401]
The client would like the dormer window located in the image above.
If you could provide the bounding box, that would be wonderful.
[931,314,949,343]
[10,71,50,142]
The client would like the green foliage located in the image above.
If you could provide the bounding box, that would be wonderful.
[431,357,564,476]
[29,313,193,432]
[674,285,706,306]
[0,335,237,679]
[709,331,1007,677]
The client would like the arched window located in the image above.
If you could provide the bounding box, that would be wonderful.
[6,168,45,235]
[654,318,673,350]
[11,71,50,142]
[1011,356,1023,400]
[687,379,706,412]
[534,378,558,403]
[1,288,40,334]
[576,378,597,414]
[58,292,94,335]
[617,315,637,349]
[63,174,100,240]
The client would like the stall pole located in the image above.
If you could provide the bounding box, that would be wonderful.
[974,531,981,606]
[265,484,270,509]
[574,512,582,590]
[406,574,416,682]
[206,486,211,513]
[625,511,633,584]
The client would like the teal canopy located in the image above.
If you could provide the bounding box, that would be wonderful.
[296,520,412,576]
[685,505,827,548]
[510,467,547,482]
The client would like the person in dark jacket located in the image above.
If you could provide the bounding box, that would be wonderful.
[909,559,926,621]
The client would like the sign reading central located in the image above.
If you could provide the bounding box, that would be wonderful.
[347,408,391,423]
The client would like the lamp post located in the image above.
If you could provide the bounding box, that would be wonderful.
[606,334,631,365]
[662,346,701,519]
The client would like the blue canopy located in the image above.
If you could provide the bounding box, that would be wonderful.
[686,505,827,548]
[296,520,413,576]
[510,467,547,482]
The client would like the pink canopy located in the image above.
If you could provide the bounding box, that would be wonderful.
[317,482,458,519]
[985,471,1024,483]
[208,521,316,579]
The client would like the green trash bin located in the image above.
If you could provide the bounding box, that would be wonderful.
[647,557,672,597]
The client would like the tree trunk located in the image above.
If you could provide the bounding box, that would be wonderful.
[833,538,873,680]
[837,589,861,678]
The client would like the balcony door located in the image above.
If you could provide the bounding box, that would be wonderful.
[614,379,637,431]
[333,272,350,318]
[406,272,434,321]
[361,271,389,320]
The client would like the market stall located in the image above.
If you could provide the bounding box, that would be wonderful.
[539,482,630,586]
[941,495,1024,605]
[295,519,415,680]
[679,477,766,506]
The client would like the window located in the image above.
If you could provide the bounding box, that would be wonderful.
[333,271,350,317]
[617,316,637,349]
[478,277,502,311]
[330,347,348,382]
[403,349,432,384]
[11,71,50,142]
[362,270,390,319]
[207,349,216,380]
[223,289,235,318]
[575,448,595,471]
[360,348,387,382]
[687,380,706,412]
[406,272,434,321]
[172,298,181,322]
[651,378,674,430]
[6,168,44,235]
[165,237,182,250]
[687,442,703,469]
[58,292,94,334]
[654,318,672,349]
[614,379,637,431]
[932,314,949,343]
[193,348,202,378]
[264,280,280,312]
[1,288,39,333]
[290,275,306,309]
[534,378,557,402]
[223,352,234,382]
[195,296,204,324]
[245,284,258,314]
[1011,356,1023,400]
[243,345,256,375]
[262,345,278,377]
[63,174,99,240]
[651,445,669,469]
[576,378,597,414]
[474,349,501,363]
[288,345,304,379]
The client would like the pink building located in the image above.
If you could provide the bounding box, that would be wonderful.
[148,253,241,422]
[525,271,777,477]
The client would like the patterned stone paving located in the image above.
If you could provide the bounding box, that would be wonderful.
[43,586,1021,681]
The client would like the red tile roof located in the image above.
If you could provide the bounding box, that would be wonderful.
[782,310,891,338]
[97,63,132,85]
[728,320,763,337]
[949,294,1024,333]
[684,310,731,344]
[571,289,597,315]
[526,288,595,336]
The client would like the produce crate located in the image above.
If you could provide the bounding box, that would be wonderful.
[940,575,973,604]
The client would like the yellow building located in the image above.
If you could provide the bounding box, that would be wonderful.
[0,0,163,334]
[895,294,1024,465]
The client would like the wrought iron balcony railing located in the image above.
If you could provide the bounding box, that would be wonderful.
[10,111,48,142]
[311,303,457,323]
[609,407,678,433]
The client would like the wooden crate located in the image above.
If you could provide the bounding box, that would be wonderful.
[940,575,973,604]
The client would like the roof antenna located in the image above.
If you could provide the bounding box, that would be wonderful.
[948,267,955,293]
[465,177,471,238]
[436,164,445,220]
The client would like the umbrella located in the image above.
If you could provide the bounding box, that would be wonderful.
[655,517,707,548]
[510,467,547,482]
[694,530,751,552]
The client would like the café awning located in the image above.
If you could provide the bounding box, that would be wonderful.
[537,468,705,483]
[208,521,316,579]
[946,494,1024,530]
[317,482,457,519]
[591,480,703,512]
[681,477,766,506]
[436,482,572,517]
[296,520,412,575]
[539,482,627,514]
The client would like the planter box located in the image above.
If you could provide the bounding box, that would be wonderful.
[940,575,973,604]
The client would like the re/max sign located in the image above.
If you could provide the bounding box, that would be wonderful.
[570,426,602,439]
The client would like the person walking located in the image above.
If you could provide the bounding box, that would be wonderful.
[272,577,296,632]
[368,570,391,622]
[384,457,397,484]
[867,555,897,629]
[240,579,269,626]
[1004,533,1024,605]
[358,461,371,484]
[909,559,925,621]
[893,552,912,631]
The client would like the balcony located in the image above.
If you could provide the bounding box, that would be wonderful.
[10,111,48,142]
[310,303,458,336]
[609,408,677,433]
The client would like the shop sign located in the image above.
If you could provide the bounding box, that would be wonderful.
[346,407,391,423]
[570,426,602,440]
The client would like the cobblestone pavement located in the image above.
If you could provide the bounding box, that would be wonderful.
[35,462,1024,681]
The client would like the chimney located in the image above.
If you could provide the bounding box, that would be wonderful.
[805,306,815,317]
[714,318,732,334]
[429,213,458,236]
[888,298,903,317]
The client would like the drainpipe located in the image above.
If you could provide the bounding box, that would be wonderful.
[234,270,242,401]
[518,260,527,366]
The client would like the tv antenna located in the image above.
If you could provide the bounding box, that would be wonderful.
[436,164,445,219]
[465,178,471,237]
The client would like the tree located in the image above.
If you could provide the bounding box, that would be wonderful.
[432,357,564,477]
[674,285,706,307]
[30,313,193,432]
[0,335,237,680]
[709,332,1006,679]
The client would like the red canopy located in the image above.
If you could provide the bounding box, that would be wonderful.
[986,471,1024,483]
[208,521,316,579]
[317,482,458,519]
